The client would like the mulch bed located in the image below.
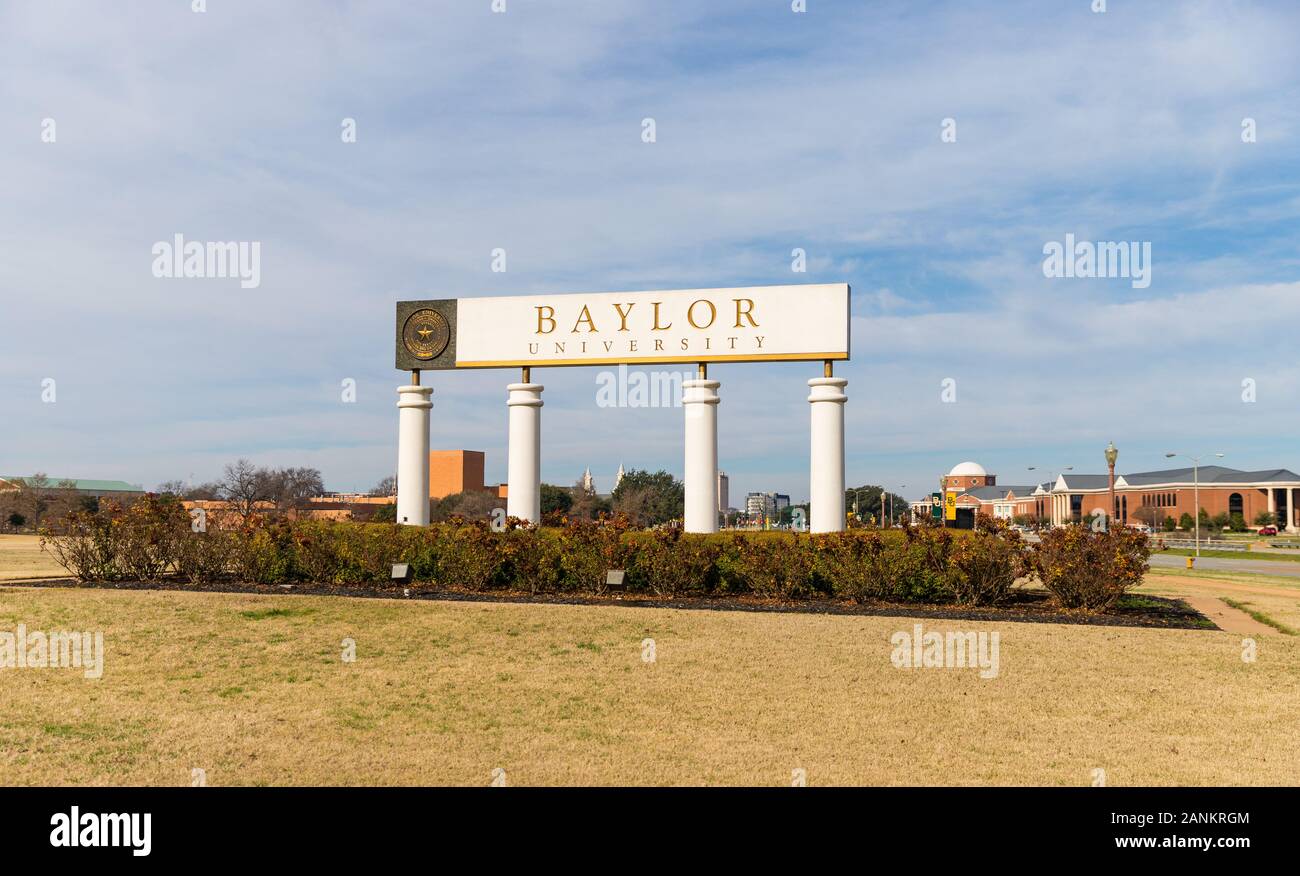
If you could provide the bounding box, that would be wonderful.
[0,577,1216,631]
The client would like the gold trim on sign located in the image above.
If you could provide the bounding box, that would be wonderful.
[454,352,851,369]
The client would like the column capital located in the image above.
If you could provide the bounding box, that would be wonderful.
[683,379,721,407]
[506,383,545,407]
[396,384,433,409]
[807,376,848,403]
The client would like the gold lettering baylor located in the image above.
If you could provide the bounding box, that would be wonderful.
[533,299,758,335]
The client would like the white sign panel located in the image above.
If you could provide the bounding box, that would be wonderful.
[454,283,849,368]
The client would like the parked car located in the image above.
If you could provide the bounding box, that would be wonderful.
[1258,526,1278,536]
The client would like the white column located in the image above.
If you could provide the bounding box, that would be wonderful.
[396,382,433,526]
[1267,488,1277,527]
[683,377,720,533]
[506,382,544,524]
[1290,488,1298,532]
[808,376,848,533]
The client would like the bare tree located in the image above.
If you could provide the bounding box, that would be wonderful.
[187,481,224,500]
[158,479,224,500]
[221,459,268,519]
[370,475,397,497]
[432,490,501,522]
[612,486,653,527]
[267,466,325,513]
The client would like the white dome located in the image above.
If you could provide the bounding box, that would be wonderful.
[947,461,987,477]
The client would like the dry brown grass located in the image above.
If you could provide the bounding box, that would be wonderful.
[0,534,65,581]
[1141,569,1300,635]
[0,584,1296,786]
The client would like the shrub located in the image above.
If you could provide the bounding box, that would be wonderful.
[501,528,564,594]
[40,502,126,582]
[557,518,628,594]
[890,523,956,602]
[811,531,892,601]
[233,518,297,585]
[33,499,1146,617]
[432,521,503,590]
[729,534,816,599]
[945,529,1027,605]
[175,528,238,585]
[627,527,720,596]
[1032,526,1150,611]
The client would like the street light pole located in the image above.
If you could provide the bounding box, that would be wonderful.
[1028,465,1073,527]
[1166,451,1224,558]
[890,485,905,528]
[1105,441,1119,527]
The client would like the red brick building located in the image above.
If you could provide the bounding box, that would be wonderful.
[914,461,1300,531]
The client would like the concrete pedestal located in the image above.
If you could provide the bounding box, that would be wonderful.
[506,383,544,524]
[683,378,720,533]
[808,376,847,533]
[396,383,433,526]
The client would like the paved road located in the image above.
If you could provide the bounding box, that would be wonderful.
[1149,553,1300,579]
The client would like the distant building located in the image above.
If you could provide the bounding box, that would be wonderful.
[717,471,729,513]
[911,460,1300,530]
[614,462,625,491]
[0,476,143,501]
[580,467,596,496]
[746,491,780,518]
[427,450,507,500]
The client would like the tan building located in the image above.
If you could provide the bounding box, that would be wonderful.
[428,450,507,500]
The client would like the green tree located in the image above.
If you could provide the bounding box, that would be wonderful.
[610,469,683,527]
[1178,512,1195,531]
[1254,511,1277,527]
[540,484,574,515]
[1163,516,1177,532]
[844,485,908,524]
[1229,513,1247,532]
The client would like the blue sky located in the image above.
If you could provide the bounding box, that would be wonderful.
[2,0,1298,502]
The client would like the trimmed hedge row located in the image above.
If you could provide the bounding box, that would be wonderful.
[40,498,1151,611]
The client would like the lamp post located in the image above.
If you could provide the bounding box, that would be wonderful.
[849,488,871,524]
[1165,451,1224,557]
[1105,441,1118,527]
[889,485,905,528]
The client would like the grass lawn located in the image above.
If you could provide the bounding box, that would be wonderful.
[0,534,65,581]
[1141,568,1300,634]
[1,584,1297,786]
[1158,546,1300,563]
